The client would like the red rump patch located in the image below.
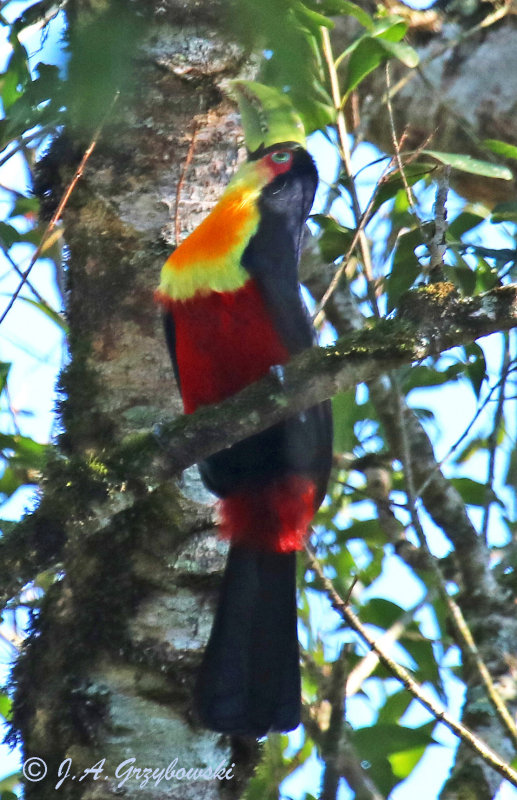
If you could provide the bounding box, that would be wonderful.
[218,475,317,553]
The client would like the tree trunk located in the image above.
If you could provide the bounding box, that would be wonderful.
[333,12,517,205]
[9,3,257,798]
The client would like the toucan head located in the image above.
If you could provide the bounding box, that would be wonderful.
[249,142,318,224]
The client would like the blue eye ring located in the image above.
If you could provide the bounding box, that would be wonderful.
[271,151,291,164]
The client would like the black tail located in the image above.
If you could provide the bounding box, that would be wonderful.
[196,546,300,736]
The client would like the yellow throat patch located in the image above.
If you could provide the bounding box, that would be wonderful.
[158,160,272,302]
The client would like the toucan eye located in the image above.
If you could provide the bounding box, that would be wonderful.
[271,151,292,164]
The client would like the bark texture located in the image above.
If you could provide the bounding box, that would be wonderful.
[9,3,257,798]
[333,11,517,204]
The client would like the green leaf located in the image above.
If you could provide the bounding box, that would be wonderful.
[376,38,419,68]
[389,744,430,779]
[360,597,406,627]
[444,261,476,296]
[463,342,487,398]
[402,362,464,392]
[345,37,386,94]
[294,1,334,32]
[371,16,407,41]
[0,783,20,799]
[422,150,513,181]
[0,33,30,111]
[0,362,10,394]
[9,195,39,219]
[0,433,48,471]
[0,691,11,721]
[15,297,68,332]
[474,259,499,293]
[491,202,517,224]
[483,138,517,161]
[325,548,358,593]
[0,467,23,498]
[0,222,20,249]
[0,64,22,111]
[377,689,413,724]
[369,163,432,217]
[353,723,435,795]
[332,389,357,452]
[293,91,335,134]
[401,624,443,694]
[312,214,354,262]
[386,227,423,312]
[448,208,487,239]
[321,0,373,29]
[354,722,436,760]
[342,18,417,94]
[450,477,489,507]
[345,518,391,545]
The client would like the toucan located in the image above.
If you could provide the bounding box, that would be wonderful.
[156,83,332,737]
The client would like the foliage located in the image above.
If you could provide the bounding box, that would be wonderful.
[0,1,516,799]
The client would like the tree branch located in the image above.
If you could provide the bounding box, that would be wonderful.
[152,283,517,476]
[4,283,517,608]
[305,545,517,789]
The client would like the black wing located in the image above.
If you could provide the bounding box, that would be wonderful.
[241,146,318,355]
[163,310,181,392]
[202,146,333,505]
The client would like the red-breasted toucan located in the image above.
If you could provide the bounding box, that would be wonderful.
[156,84,332,736]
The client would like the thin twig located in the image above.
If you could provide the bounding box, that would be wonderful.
[391,377,517,748]
[313,157,394,326]
[174,121,200,246]
[305,543,517,787]
[0,126,53,171]
[345,595,432,698]
[428,166,450,275]
[481,333,511,545]
[2,245,49,307]
[385,63,418,219]
[414,370,510,499]
[0,91,120,327]
[321,26,378,318]
[447,590,517,748]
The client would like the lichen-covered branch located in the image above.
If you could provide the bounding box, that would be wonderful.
[4,282,517,614]
[153,283,517,476]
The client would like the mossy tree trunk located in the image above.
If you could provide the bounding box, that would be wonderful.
[9,3,255,798]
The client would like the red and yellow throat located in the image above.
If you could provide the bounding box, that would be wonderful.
[156,159,273,303]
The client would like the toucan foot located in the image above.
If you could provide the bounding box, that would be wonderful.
[269,363,286,387]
